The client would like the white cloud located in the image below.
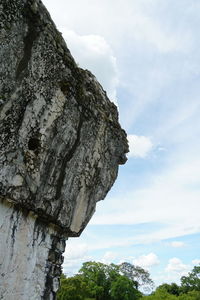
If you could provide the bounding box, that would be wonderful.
[43,0,199,133]
[170,241,186,248]
[81,223,199,253]
[165,258,189,276]
[91,156,200,235]
[64,242,88,260]
[128,134,153,158]
[133,253,160,269]
[43,0,192,54]
[153,270,183,286]
[101,251,117,264]
[125,13,191,54]
[61,29,118,103]
[192,259,200,266]
[62,241,91,275]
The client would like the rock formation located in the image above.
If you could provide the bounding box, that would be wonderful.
[0,0,128,299]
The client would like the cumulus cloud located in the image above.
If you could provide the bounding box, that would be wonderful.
[128,134,153,158]
[170,241,186,248]
[43,0,192,54]
[61,29,118,103]
[64,243,88,260]
[62,241,91,275]
[101,251,117,264]
[165,258,189,276]
[133,253,160,269]
[192,259,200,265]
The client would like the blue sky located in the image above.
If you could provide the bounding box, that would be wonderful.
[43,0,200,288]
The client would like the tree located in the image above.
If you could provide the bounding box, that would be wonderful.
[178,290,200,300]
[141,289,200,300]
[78,261,113,300]
[111,275,142,300]
[119,262,154,292]
[181,265,200,293]
[78,261,142,300]
[141,288,177,300]
[57,274,90,300]
[156,283,180,296]
[57,261,154,300]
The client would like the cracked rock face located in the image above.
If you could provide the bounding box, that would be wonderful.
[0,0,128,299]
[0,0,128,236]
[0,200,66,300]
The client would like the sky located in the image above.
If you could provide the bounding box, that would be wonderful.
[43,0,200,288]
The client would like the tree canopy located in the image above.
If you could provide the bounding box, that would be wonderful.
[119,262,154,292]
[57,262,200,300]
[78,261,142,300]
[57,261,146,300]
[181,266,200,293]
[141,265,200,300]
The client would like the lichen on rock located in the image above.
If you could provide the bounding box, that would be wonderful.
[0,0,128,299]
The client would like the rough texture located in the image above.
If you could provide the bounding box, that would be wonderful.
[0,0,128,299]
[0,199,65,300]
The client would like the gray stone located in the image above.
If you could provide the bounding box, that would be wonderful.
[0,0,128,299]
[0,199,65,300]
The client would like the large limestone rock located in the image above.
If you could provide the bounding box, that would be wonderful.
[0,0,128,299]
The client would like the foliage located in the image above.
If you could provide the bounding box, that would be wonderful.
[141,289,200,300]
[156,283,181,296]
[78,261,112,300]
[78,261,141,300]
[57,262,200,300]
[119,262,154,292]
[140,265,200,300]
[57,261,147,300]
[57,274,90,300]
[181,266,200,293]
[111,275,142,300]
[141,288,177,300]
[178,290,200,300]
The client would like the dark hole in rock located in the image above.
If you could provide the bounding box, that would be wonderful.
[28,137,40,151]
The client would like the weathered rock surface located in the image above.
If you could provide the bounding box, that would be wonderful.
[0,199,65,299]
[0,0,128,299]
